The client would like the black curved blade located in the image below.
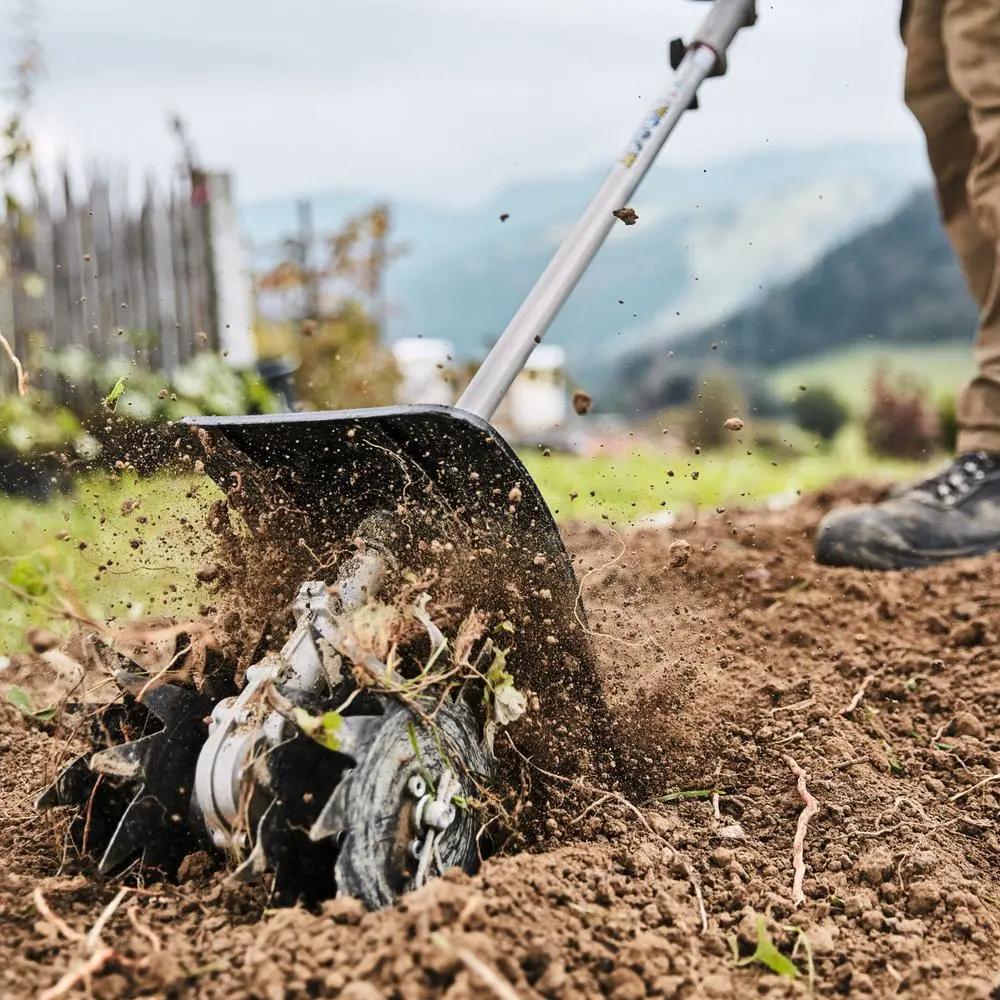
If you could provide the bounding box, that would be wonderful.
[36,754,93,809]
[252,736,350,907]
[97,681,212,873]
[38,676,212,876]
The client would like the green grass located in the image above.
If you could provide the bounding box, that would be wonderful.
[766,341,973,415]
[0,472,216,654]
[520,425,937,524]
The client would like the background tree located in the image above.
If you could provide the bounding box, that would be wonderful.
[790,385,849,443]
[256,204,402,409]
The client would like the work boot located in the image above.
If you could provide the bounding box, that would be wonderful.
[815,452,1000,569]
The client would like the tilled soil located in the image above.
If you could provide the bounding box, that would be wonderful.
[3,482,1000,998]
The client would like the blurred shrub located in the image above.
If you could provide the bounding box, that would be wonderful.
[0,391,97,458]
[295,302,399,410]
[790,385,849,442]
[686,369,745,449]
[864,367,940,459]
[48,347,279,422]
[938,394,958,453]
[749,419,815,458]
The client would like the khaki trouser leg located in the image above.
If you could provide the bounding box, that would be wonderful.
[904,0,1000,452]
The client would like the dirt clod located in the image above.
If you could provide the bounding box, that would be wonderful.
[951,710,986,739]
[24,627,59,653]
[667,538,691,567]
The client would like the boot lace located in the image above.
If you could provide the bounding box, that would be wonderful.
[918,452,997,505]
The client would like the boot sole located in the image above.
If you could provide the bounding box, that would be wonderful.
[815,532,1000,571]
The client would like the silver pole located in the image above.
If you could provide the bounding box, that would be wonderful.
[458,0,756,421]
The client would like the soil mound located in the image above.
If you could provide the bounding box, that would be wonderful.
[3,484,1000,998]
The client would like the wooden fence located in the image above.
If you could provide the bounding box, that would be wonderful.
[0,166,254,396]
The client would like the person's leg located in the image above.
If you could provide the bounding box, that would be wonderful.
[813,0,1000,569]
[904,0,996,308]
[941,0,1000,452]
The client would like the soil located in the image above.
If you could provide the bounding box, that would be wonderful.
[3,481,1000,998]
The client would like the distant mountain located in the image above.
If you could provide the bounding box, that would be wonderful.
[241,143,928,380]
[612,187,977,412]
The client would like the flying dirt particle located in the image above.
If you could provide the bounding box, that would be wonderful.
[542,448,551,457]
[120,498,141,516]
[56,530,70,541]
[694,446,701,455]
[667,539,691,568]
[196,331,209,344]
[509,485,522,503]
[569,491,578,500]
[194,427,215,456]
[613,207,638,225]
[301,318,317,337]
[157,388,168,399]
[798,384,808,392]
[195,563,220,584]
[533,554,547,566]
[194,459,206,475]
[572,389,593,415]
[25,626,59,653]
[724,417,744,431]
[499,213,510,222]
[83,253,91,261]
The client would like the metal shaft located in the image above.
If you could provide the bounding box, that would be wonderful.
[458,0,756,421]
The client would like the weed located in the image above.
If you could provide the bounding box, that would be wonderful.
[732,915,799,980]
[655,789,722,802]
[5,684,55,722]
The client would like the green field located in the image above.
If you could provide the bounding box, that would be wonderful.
[0,473,215,655]
[766,341,973,414]
[0,428,939,654]
[521,425,935,524]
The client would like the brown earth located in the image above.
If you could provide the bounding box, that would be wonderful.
[3,482,1000,998]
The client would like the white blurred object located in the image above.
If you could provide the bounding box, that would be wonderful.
[506,344,568,436]
[205,172,257,368]
[393,338,455,405]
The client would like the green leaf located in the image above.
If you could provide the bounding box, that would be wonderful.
[7,685,32,714]
[103,376,128,412]
[292,706,342,751]
[484,646,513,689]
[657,788,722,802]
[6,685,56,722]
[6,554,50,597]
[734,917,799,979]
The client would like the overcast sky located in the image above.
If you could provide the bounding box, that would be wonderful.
[13,0,921,206]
